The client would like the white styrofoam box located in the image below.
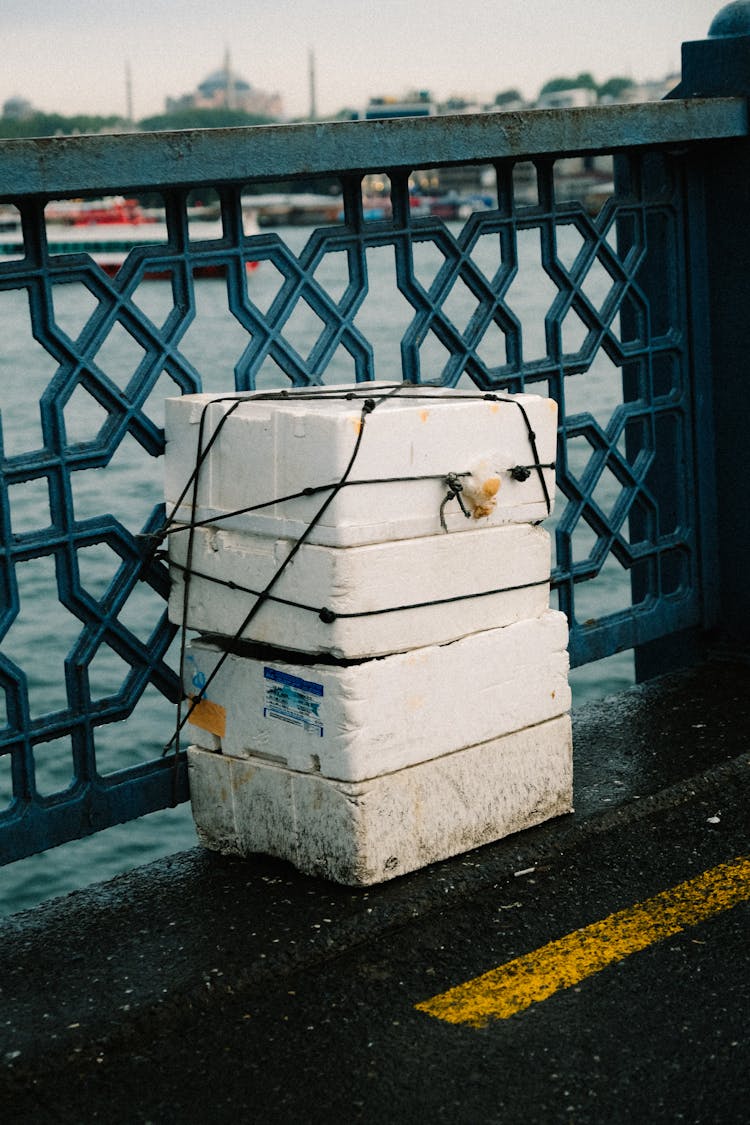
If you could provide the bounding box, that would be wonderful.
[164,382,557,547]
[187,713,573,885]
[168,521,551,658]
[183,609,570,782]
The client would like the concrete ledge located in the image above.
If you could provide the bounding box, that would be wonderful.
[1,659,749,1082]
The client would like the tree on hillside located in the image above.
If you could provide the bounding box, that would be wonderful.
[138,108,276,131]
[540,72,597,95]
[493,89,523,107]
[537,73,637,103]
[438,96,477,113]
[597,77,636,101]
[0,112,126,138]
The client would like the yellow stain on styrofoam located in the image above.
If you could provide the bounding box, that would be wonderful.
[415,855,750,1027]
[188,695,227,738]
[350,415,363,435]
[419,409,430,423]
[488,403,500,414]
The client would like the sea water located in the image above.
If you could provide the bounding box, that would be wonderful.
[0,223,634,916]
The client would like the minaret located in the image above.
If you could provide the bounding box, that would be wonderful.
[224,47,236,110]
[308,48,317,121]
[125,60,133,125]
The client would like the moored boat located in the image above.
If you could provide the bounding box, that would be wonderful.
[0,197,259,279]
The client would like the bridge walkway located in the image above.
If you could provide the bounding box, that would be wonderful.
[2,660,749,1123]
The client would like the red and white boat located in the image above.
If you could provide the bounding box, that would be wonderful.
[0,196,259,279]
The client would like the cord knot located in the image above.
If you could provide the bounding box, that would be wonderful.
[439,472,471,531]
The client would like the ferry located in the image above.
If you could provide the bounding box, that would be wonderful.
[0,197,259,279]
[248,192,344,227]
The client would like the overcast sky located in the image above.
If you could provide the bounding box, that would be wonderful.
[3,1,726,121]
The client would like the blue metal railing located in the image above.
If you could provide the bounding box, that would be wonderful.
[0,66,747,861]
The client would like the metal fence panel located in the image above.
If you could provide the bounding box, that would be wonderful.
[0,100,736,860]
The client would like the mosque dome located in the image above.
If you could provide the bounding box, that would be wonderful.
[198,69,252,97]
[3,95,34,120]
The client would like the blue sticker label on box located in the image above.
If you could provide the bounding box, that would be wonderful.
[263,667,324,736]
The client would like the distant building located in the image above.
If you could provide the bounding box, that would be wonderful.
[535,74,681,110]
[537,87,597,110]
[604,74,681,102]
[439,96,486,115]
[166,52,284,119]
[492,91,526,112]
[2,95,34,121]
[363,91,436,120]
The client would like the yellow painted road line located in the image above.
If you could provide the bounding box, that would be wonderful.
[416,855,750,1028]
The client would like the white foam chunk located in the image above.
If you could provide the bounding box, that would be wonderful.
[164,382,557,547]
[187,714,574,885]
[168,521,551,658]
[183,609,570,781]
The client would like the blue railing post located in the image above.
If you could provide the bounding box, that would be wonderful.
[682,4,750,658]
[629,3,750,681]
[671,2,750,98]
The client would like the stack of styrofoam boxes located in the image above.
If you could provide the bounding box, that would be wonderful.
[164,382,572,885]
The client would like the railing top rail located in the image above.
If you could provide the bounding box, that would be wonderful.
[0,97,746,200]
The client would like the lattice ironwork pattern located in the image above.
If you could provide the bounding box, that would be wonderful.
[0,146,700,860]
